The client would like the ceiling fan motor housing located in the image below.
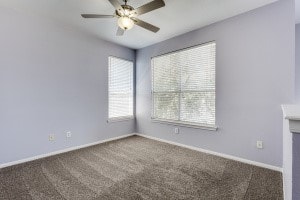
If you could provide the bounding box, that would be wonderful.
[116,5,135,17]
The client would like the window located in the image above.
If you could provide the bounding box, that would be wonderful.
[108,56,134,121]
[151,42,216,129]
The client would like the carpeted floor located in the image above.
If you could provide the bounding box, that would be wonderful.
[0,136,283,200]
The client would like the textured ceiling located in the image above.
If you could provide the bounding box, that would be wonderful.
[0,0,279,49]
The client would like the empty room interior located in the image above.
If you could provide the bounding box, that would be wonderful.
[0,0,300,199]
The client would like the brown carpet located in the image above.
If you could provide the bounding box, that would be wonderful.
[0,135,283,200]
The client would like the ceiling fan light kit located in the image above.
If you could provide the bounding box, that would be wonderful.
[81,0,165,36]
[118,16,134,30]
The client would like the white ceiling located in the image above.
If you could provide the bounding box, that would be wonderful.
[1,0,280,49]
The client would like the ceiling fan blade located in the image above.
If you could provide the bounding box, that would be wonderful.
[108,0,124,12]
[133,0,165,16]
[116,27,125,36]
[81,14,114,18]
[132,18,160,33]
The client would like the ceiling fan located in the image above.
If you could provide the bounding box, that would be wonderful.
[81,0,165,36]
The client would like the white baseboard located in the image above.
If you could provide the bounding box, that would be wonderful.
[0,133,135,169]
[135,133,282,172]
[0,133,282,172]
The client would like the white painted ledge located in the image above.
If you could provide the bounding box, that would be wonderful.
[282,105,300,133]
[288,120,300,134]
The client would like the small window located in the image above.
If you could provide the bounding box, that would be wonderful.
[108,56,134,121]
[151,42,216,129]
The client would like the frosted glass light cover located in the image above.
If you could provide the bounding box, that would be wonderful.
[118,17,134,30]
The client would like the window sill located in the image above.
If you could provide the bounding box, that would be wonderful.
[151,118,218,131]
[107,116,134,123]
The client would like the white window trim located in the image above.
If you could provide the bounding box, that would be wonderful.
[107,116,134,123]
[151,118,218,131]
[108,56,134,122]
[150,41,217,130]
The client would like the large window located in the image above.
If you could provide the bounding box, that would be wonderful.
[151,42,216,129]
[108,56,134,121]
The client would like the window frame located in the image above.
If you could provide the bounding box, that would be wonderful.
[150,41,217,131]
[108,56,134,122]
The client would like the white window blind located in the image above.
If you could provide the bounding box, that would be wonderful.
[108,56,133,120]
[151,42,216,128]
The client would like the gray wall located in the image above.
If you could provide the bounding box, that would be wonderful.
[282,118,292,200]
[296,24,300,102]
[294,24,300,200]
[0,7,135,164]
[293,133,300,199]
[136,0,295,167]
[282,118,300,200]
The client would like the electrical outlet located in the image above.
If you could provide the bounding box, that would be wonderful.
[256,141,263,149]
[66,131,72,138]
[49,134,55,141]
[174,128,179,134]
